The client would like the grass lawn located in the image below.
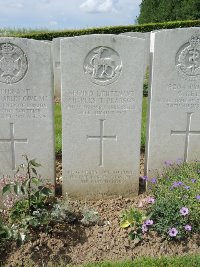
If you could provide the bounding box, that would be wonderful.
[74,255,200,267]
[141,96,148,150]
[55,103,62,154]
[54,97,148,154]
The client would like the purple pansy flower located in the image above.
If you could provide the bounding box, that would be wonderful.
[168,228,178,237]
[184,186,190,190]
[144,219,153,226]
[171,182,179,188]
[196,195,200,201]
[180,207,189,216]
[151,178,157,184]
[171,181,183,189]
[191,178,196,183]
[185,225,192,231]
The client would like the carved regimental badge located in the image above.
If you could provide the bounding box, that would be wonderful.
[176,35,200,80]
[0,43,28,84]
[84,46,122,85]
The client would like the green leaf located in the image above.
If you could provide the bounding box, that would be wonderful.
[31,177,39,185]
[2,228,12,239]
[120,220,131,228]
[29,159,41,167]
[34,191,40,200]
[14,183,21,195]
[40,187,52,196]
[23,179,30,190]
[2,184,11,195]
[145,212,153,220]
[21,185,26,195]
[128,231,136,240]
[31,167,37,176]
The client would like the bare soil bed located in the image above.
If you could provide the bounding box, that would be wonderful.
[1,154,200,267]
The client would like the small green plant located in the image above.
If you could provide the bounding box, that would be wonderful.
[120,207,153,242]
[81,205,99,225]
[0,155,55,244]
[50,194,77,223]
[3,156,52,215]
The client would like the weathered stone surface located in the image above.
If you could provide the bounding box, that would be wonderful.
[120,32,150,71]
[61,34,145,198]
[146,28,200,176]
[0,38,55,199]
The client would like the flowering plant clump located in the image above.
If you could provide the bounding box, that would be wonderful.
[146,160,200,240]
[120,160,200,241]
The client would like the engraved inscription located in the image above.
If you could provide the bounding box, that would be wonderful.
[87,119,117,167]
[171,112,200,161]
[84,46,122,85]
[176,35,200,80]
[66,170,133,184]
[63,89,135,115]
[0,88,48,119]
[156,83,200,110]
[0,43,28,84]
[0,123,28,170]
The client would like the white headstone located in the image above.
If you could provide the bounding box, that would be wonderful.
[146,28,200,176]
[0,38,55,191]
[52,37,63,98]
[61,34,145,198]
[120,32,150,71]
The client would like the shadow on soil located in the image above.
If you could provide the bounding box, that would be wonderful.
[2,222,88,267]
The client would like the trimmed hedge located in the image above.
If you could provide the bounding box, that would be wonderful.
[7,19,200,40]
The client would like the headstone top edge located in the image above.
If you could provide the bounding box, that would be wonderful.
[60,34,146,44]
[0,37,52,46]
[151,27,200,36]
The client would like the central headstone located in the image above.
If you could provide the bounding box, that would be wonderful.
[61,34,145,198]
[0,38,55,201]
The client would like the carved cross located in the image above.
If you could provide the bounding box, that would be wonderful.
[87,119,117,167]
[171,112,200,161]
[0,123,28,170]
